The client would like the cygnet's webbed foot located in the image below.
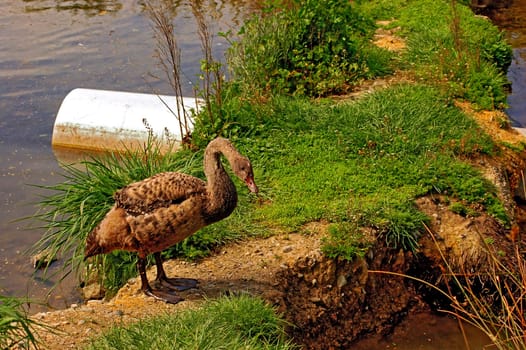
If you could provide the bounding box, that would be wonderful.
[156,277,198,291]
[153,252,198,291]
[143,287,184,304]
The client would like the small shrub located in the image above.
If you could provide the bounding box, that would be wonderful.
[228,0,393,97]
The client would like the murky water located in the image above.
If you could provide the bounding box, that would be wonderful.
[489,0,526,125]
[0,0,253,311]
[352,312,492,350]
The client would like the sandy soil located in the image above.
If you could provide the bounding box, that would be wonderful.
[31,232,324,349]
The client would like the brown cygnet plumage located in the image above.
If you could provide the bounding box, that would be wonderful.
[84,137,258,303]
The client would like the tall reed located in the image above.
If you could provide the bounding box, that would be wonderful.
[371,224,526,350]
[144,0,194,143]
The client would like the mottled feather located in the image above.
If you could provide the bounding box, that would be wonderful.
[83,138,258,303]
[114,172,206,216]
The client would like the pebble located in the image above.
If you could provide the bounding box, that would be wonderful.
[33,312,47,320]
[337,274,348,289]
[282,245,294,253]
[111,310,124,317]
[31,248,58,269]
[87,300,103,306]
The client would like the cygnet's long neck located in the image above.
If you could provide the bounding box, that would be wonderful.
[203,138,239,223]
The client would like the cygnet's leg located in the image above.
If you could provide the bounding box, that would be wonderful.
[137,255,183,304]
[154,252,198,291]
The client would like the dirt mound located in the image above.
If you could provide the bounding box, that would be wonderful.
[31,232,323,349]
[276,243,423,349]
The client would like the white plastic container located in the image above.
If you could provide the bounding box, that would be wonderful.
[52,88,201,154]
[513,127,526,138]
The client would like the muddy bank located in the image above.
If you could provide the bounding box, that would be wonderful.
[276,199,522,349]
[277,240,421,349]
[274,116,526,348]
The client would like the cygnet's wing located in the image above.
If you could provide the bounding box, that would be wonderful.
[114,171,206,216]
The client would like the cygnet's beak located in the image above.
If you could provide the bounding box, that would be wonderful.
[245,174,259,193]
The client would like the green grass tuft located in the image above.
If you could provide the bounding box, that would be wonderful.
[0,295,43,349]
[85,294,297,350]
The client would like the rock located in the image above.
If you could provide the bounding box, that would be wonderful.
[337,274,348,289]
[282,245,294,253]
[111,310,124,317]
[31,248,57,269]
[82,281,105,300]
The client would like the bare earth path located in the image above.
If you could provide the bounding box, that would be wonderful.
[32,232,323,349]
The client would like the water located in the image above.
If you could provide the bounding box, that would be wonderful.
[352,312,492,350]
[0,0,252,311]
[488,0,526,125]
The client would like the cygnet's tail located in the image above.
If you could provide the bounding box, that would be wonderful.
[84,205,130,259]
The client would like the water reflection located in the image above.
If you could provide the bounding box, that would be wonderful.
[23,0,123,15]
[141,0,259,27]
[21,0,261,25]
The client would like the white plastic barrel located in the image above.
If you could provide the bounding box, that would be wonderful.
[52,88,201,154]
[514,127,526,138]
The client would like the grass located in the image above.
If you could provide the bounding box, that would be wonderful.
[395,0,511,109]
[85,294,297,350]
[243,85,506,254]
[0,295,44,349]
[355,0,511,110]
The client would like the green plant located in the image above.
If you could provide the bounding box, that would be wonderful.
[85,294,298,349]
[354,0,407,20]
[396,0,511,109]
[227,0,392,97]
[0,295,42,349]
[321,222,371,261]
